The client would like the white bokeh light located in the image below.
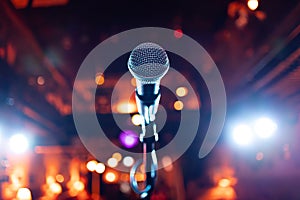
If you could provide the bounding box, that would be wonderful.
[107,157,118,168]
[9,134,29,154]
[232,124,253,146]
[254,117,277,139]
[123,156,134,167]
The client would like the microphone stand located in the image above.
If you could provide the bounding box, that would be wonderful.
[130,116,158,199]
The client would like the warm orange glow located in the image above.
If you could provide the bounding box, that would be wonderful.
[49,182,62,194]
[131,114,143,126]
[116,102,137,113]
[104,172,117,183]
[55,174,64,183]
[174,100,184,110]
[176,87,188,97]
[86,160,98,172]
[130,78,137,87]
[218,178,231,188]
[73,180,85,191]
[17,188,32,200]
[37,76,45,85]
[107,157,118,168]
[162,156,173,172]
[256,152,264,161]
[135,173,146,182]
[95,73,105,85]
[48,178,55,186]
[120,173,130,182]
[95,163,105,174]
[247,0,259,11]
[112,152,122,162]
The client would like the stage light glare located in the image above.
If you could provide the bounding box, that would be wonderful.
[232,124,253,145]
[9,134,29,154]
[254,117,277,139]
[107,157,118,168]
[17,188,32,200]
[247,0,259,10]
[86,160,98,172]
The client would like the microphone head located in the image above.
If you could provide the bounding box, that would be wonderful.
[128,42,169,84]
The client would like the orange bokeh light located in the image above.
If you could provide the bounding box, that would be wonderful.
[218,178,231,188]
[174,100,184,110]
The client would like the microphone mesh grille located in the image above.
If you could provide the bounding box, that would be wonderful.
[128,43,169,83]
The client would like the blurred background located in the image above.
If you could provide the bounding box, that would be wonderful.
[0,0,300,199]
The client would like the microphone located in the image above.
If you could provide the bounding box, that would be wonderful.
[128,42,169,125]
[128,43,169,199]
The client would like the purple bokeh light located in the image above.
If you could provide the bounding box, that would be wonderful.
[119,130,139,148]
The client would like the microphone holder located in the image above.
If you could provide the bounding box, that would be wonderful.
[130,120,158,199]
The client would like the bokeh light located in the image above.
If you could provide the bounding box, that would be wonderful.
[254,117,277,139]
[17,188,32,200]
[9,133,29,154]
[232,124,253,146]
[112,152,122,162]
[107,157,118,168]
[176,87,188,97]
[218,178,231,188]
[55,174,64,183]
[119,130,138,148]
[86,160,98,172]
[105,172,117,183]
[123,156,135,167]
[131,114,143,126]
[95,73,105,85]
[162,156,173,172]
[174,100,184,111]
[95,162,105,174]
[247,0,259,11]
[37,76,45,86]
[174,29,183,39]
[130,78,136,87]
[256,152,264,161]
[73,180,85,191]
[49,182,62,194]
[116,102,137,114]
[120,182,131,194]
